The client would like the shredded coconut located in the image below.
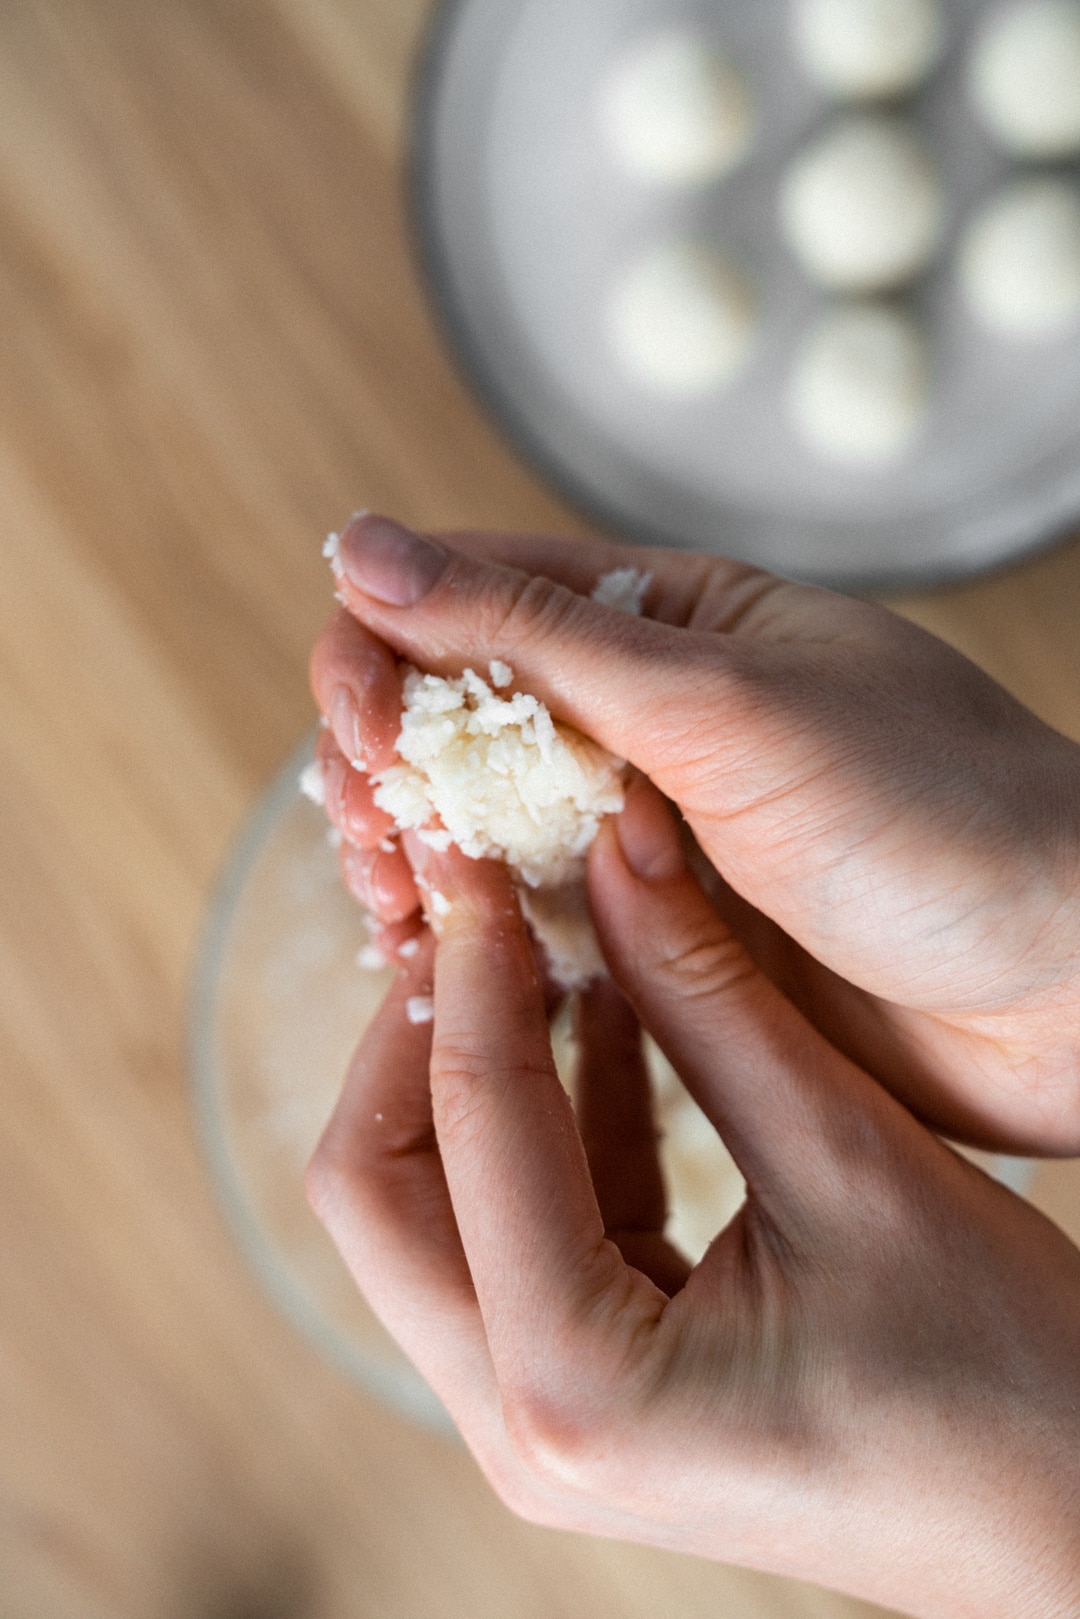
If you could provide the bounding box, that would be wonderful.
[406,995,435,1026]
[398,937,420,960]
[519,885,606,991]
[323,531,340,561]
[356,943,389,972]
[325,825,343,851]
[299,759,326,807]
[591,566,652,615]
[415,827,454,852]
[372,667,625,891]
[361,567,648,988]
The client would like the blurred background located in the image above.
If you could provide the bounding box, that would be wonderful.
[2,2,1079,1616]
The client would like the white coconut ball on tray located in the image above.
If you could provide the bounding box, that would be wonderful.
[779,115,944,291]
[597,27,754,185]
[959,178,1080,338]
[605,240,759,397]
[787,302,931,464]
[968,0,1080,158]
[792,0,945,99]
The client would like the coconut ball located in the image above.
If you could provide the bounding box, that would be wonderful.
[597,28,754,185]
[606,241,759,397]
[780,116,944,291]
[372,666,625,891]
[787,303,931,464]
[959,178,1080,337]
[968,0,1080,157]
[792,0,945,99]
[367,572,650,990]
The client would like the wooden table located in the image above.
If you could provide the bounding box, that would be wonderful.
[1,4,1077,1615]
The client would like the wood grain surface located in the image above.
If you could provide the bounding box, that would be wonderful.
[0,4,1076,1617]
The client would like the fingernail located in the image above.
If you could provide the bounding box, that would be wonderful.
[400,828,432,876]
[329,685,366,769]
[337,515,448,607]
[341,842,376,908]
[321,751,348,818]
[615,780,685,882]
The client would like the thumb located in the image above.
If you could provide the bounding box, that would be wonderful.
[329,512,744,787]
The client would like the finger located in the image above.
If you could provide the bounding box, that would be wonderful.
[326,512,756,789]
[309,606,404,773]
[586,778,909,1216]
[573,979,691,1295]
[340,840,420,924]
[415,840,667,1391]
[309,938,671,1534]
[306,937,503,1435]
[315,731,401,852]
[371,913,426,963]
[425,526,816,641]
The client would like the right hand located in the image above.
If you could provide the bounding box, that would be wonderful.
[308,788,1080,1618]
[310,514,1080,1154]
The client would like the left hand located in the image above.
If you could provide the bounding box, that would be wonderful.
[310,515,1080,1156]
[307,781,1080,1619]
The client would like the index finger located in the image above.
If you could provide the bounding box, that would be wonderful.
[426,528,797,639]
[418,842,669,1399]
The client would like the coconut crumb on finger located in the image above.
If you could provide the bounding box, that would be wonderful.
[591,566,652,615]
[406,995,435,1025]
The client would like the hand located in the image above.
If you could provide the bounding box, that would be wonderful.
[310,514,1080,1154]
[307,781,1080,1619]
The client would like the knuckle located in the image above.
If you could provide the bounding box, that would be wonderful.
[502,1387,616,1498]
[480,1457,557,1527]
[430,1045,554,1145]
[480,571,592,659]
[656,927,757,1007]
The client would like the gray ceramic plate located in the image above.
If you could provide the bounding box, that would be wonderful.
[412,0,1080,589]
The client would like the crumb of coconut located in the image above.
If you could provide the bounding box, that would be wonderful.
[416,827,454,852]
[374,1111,384,1122]
[591,566,652,615]
[299,759,326,807]
[406,995,435,1025]
[372,666,625,891]
[323,531,340,561]
[367,570,649,987]
[398,937,420,960]
[356,943,389,972]
[326,825,343,851]
[379,837,397,853]
[519,885,606,990]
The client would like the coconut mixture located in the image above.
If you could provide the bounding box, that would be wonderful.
[371,662,626,891]
[358,567,651,987]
